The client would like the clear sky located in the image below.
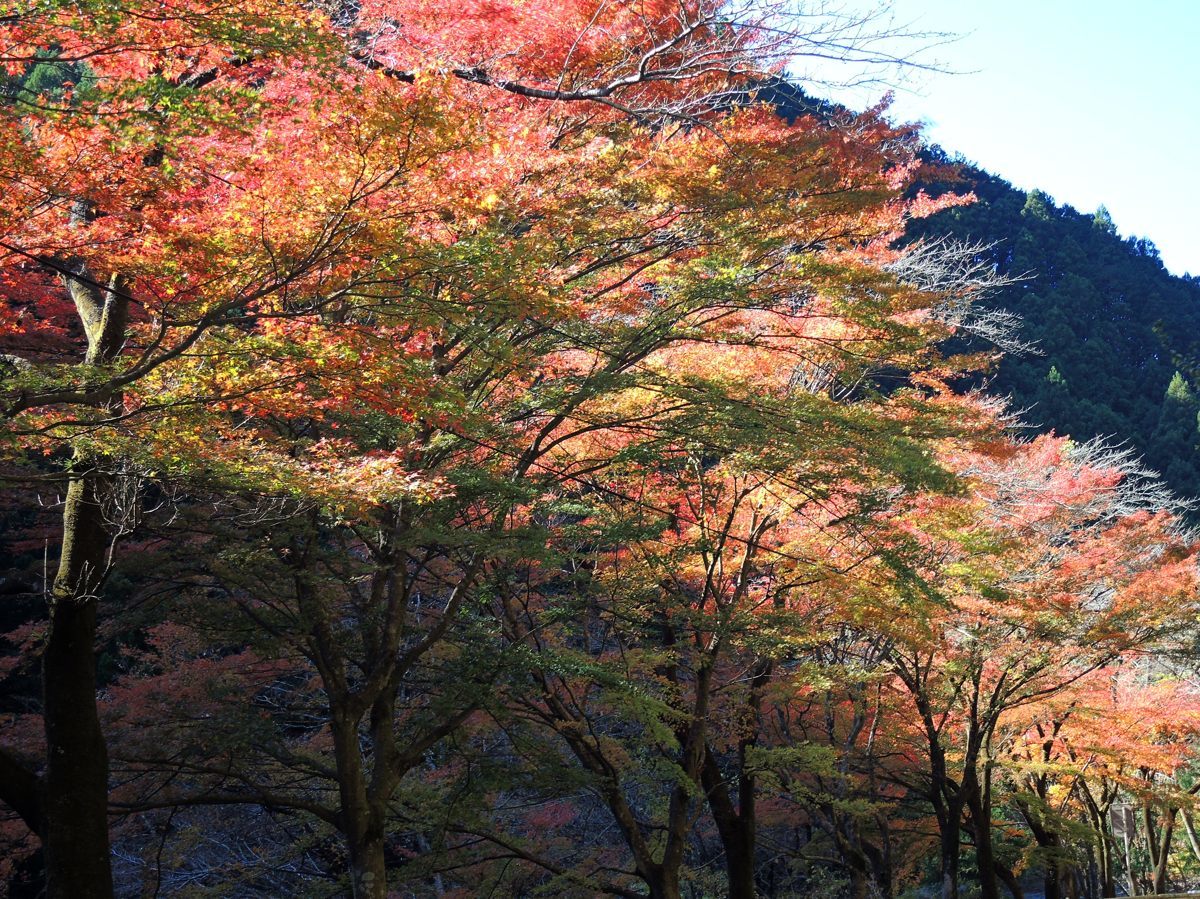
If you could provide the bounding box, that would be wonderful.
[813,1,1200,276]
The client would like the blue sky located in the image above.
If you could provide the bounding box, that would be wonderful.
[811,1,1200,275]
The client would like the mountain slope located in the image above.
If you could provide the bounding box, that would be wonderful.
[908,159,1200,499]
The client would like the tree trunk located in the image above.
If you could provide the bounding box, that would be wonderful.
[1024,819,1065,899]
[925,753,959,899]
[35,260,130,898]
[43,463,114,899]
[1044,854,1064,899]
[848,866,869,899]
[967,786,1001,899]
[965,778,1022,899]
[640,862,682,899]
[1138,799,1176,895]
[1151,808,1174,894]
[701,746,756,899]
[940,820,961,899]
[712,815,756,898]
[1078,786,1117,898]
[1097,838,1116,899]
[330,710,388,899]
[1181,810,1200,863]
[1122,827,1138,896]
[994,860,1025,899]
[346,826,387,899]
[864,819,895,899]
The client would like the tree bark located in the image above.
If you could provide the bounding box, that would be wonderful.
[966,774,1001,899]
[701,746,756,899]
[1147,804,1174,894]
[330,709,388,899]
[940,820,960,899]
[39,265,129,899]
[993,859,1025,899]
[1097,838,1117,898]
[346,827,388,899]
[1122,826,1138,896]
[863,818,895,899]
[644,868,682,899]
[1077,781,1118,898]
[43,460,114,899]
[0,745,42,837]
[1015,799,1066,899]
[1181,809,1200,863]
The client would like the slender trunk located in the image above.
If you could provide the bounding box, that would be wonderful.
[848,866,869,899]
[704,657,772,899]
[966,775,1000,899]
[864,818,895,899]
[644,623,714,899]
[701,745,756,899]
[43,464,113,899]
[1078,784,1116,898]
[1038,826,1067,899]
[346,826,387,899]
[994,860,1025,899]
[330,710,387,899]
[724,830,756,899]
[1043,851,1064,899]
[1097,838,1116,898]
[1018,809,1064,899]
[1122,827,1138,896]
[838,839,875,899]
[1142,800,1158,894]
[1137,796,1177,895]
[965,781,1022,899]
[645,865,682,899]
[1150,808,1174,894]
[940,816,961,899]
[1086,847,1100,899]
[1181,810,1200,863]
[38,261,129,899]
[701,770,756,897]
[901,660,959,899]
[926,745,959,899]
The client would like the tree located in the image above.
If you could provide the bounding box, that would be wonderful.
[0,3,961,896]
[1004,669,1200,898]
[881,436,1196,899]
[1151,372,1200,488]
[6,5,1200,899]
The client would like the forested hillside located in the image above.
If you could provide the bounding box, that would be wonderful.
[768,83,1200,501]
[917,161,1200,498]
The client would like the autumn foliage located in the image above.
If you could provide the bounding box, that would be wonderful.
[0,2,1198,899]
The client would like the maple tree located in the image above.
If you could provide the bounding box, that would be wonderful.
[863,436,1199,899]
[0,1,962,895]
[89,96,986,899]
[1,2,1198,899]
[1002,669,1200,897]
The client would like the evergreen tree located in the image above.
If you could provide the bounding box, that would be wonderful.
[909,158,1200,501]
